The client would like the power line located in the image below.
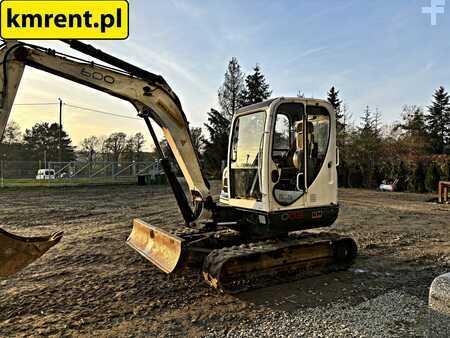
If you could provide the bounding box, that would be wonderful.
[63,103,141,120]
[12,101,141,121]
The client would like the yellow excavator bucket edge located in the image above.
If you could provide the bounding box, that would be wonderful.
[0,228,63,278]
[127,219,184,273]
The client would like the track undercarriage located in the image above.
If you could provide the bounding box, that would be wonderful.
[127,219,357,293]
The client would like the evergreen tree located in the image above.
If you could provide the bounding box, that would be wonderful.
[218,57,245,121]
[394,105,429,157]
[446,160,450,180]
[189,127,205,158]
[412,161,426,193]
[205,58,245,175]
[373,164,385,187]
[23,122,75,161]
[349,165,364,188]
[203,108,230,176]
[0,120,26,161]
[443,160,450,180]
[359,106,380,138]
[242,64,272,106]
[425,161,441,192]
[425,86,450,153]
[395,105,427,136]
[327,86,343,122]
[373,108,382,137]
[396,161,409,191]
[356,106,381,187]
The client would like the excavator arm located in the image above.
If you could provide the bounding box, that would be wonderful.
[0,39,212,276]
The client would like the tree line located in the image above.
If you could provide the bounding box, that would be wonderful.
[1,56,449,192]
[1,122,75,162]
[0,122,149,163]
[200,57,450,192]
[331,86,450,192]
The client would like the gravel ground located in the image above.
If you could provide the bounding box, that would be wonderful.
[205,290,427,337]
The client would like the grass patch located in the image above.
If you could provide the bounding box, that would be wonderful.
[0,177,137,188]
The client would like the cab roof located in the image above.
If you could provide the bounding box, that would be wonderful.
[236,97,330,115]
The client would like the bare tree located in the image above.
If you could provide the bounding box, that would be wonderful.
[124,132,146,161]
[80,136,100,162]
[132,132,145,161]
[2,120,21,144]
[104,132,127,161]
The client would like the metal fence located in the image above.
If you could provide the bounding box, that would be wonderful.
[47,161,162,179]
[0,160,163,182]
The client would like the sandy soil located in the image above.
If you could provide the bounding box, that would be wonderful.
[0,184,449,337]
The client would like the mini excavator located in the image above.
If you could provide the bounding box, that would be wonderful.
[0,40,357,291]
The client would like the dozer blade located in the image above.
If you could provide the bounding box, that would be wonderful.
[0,228,63,277]
[127,219,185,273]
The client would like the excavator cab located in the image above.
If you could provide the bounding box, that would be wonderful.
[220,98,339,236]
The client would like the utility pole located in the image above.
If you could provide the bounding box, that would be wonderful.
[44,150,47,177]
[58,98,63,163]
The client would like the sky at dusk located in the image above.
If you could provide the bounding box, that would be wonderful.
[8,0,450,150]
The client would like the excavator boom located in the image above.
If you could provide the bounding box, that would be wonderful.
[0,40,211,276]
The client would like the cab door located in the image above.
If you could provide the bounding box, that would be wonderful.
[304,105,333,207]
[269,102,306,209]
[268,101,332,210]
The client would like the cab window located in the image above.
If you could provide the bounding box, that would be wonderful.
[306,106,330,185]
[230,111,265,200]
[273,114,290,155]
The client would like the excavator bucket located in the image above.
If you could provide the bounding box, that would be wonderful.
[0,228,63,277]
[127,219,185,273]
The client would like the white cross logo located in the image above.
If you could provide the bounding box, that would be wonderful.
[422,0,446,26]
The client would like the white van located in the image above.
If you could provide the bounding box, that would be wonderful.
[36,169,56,180]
